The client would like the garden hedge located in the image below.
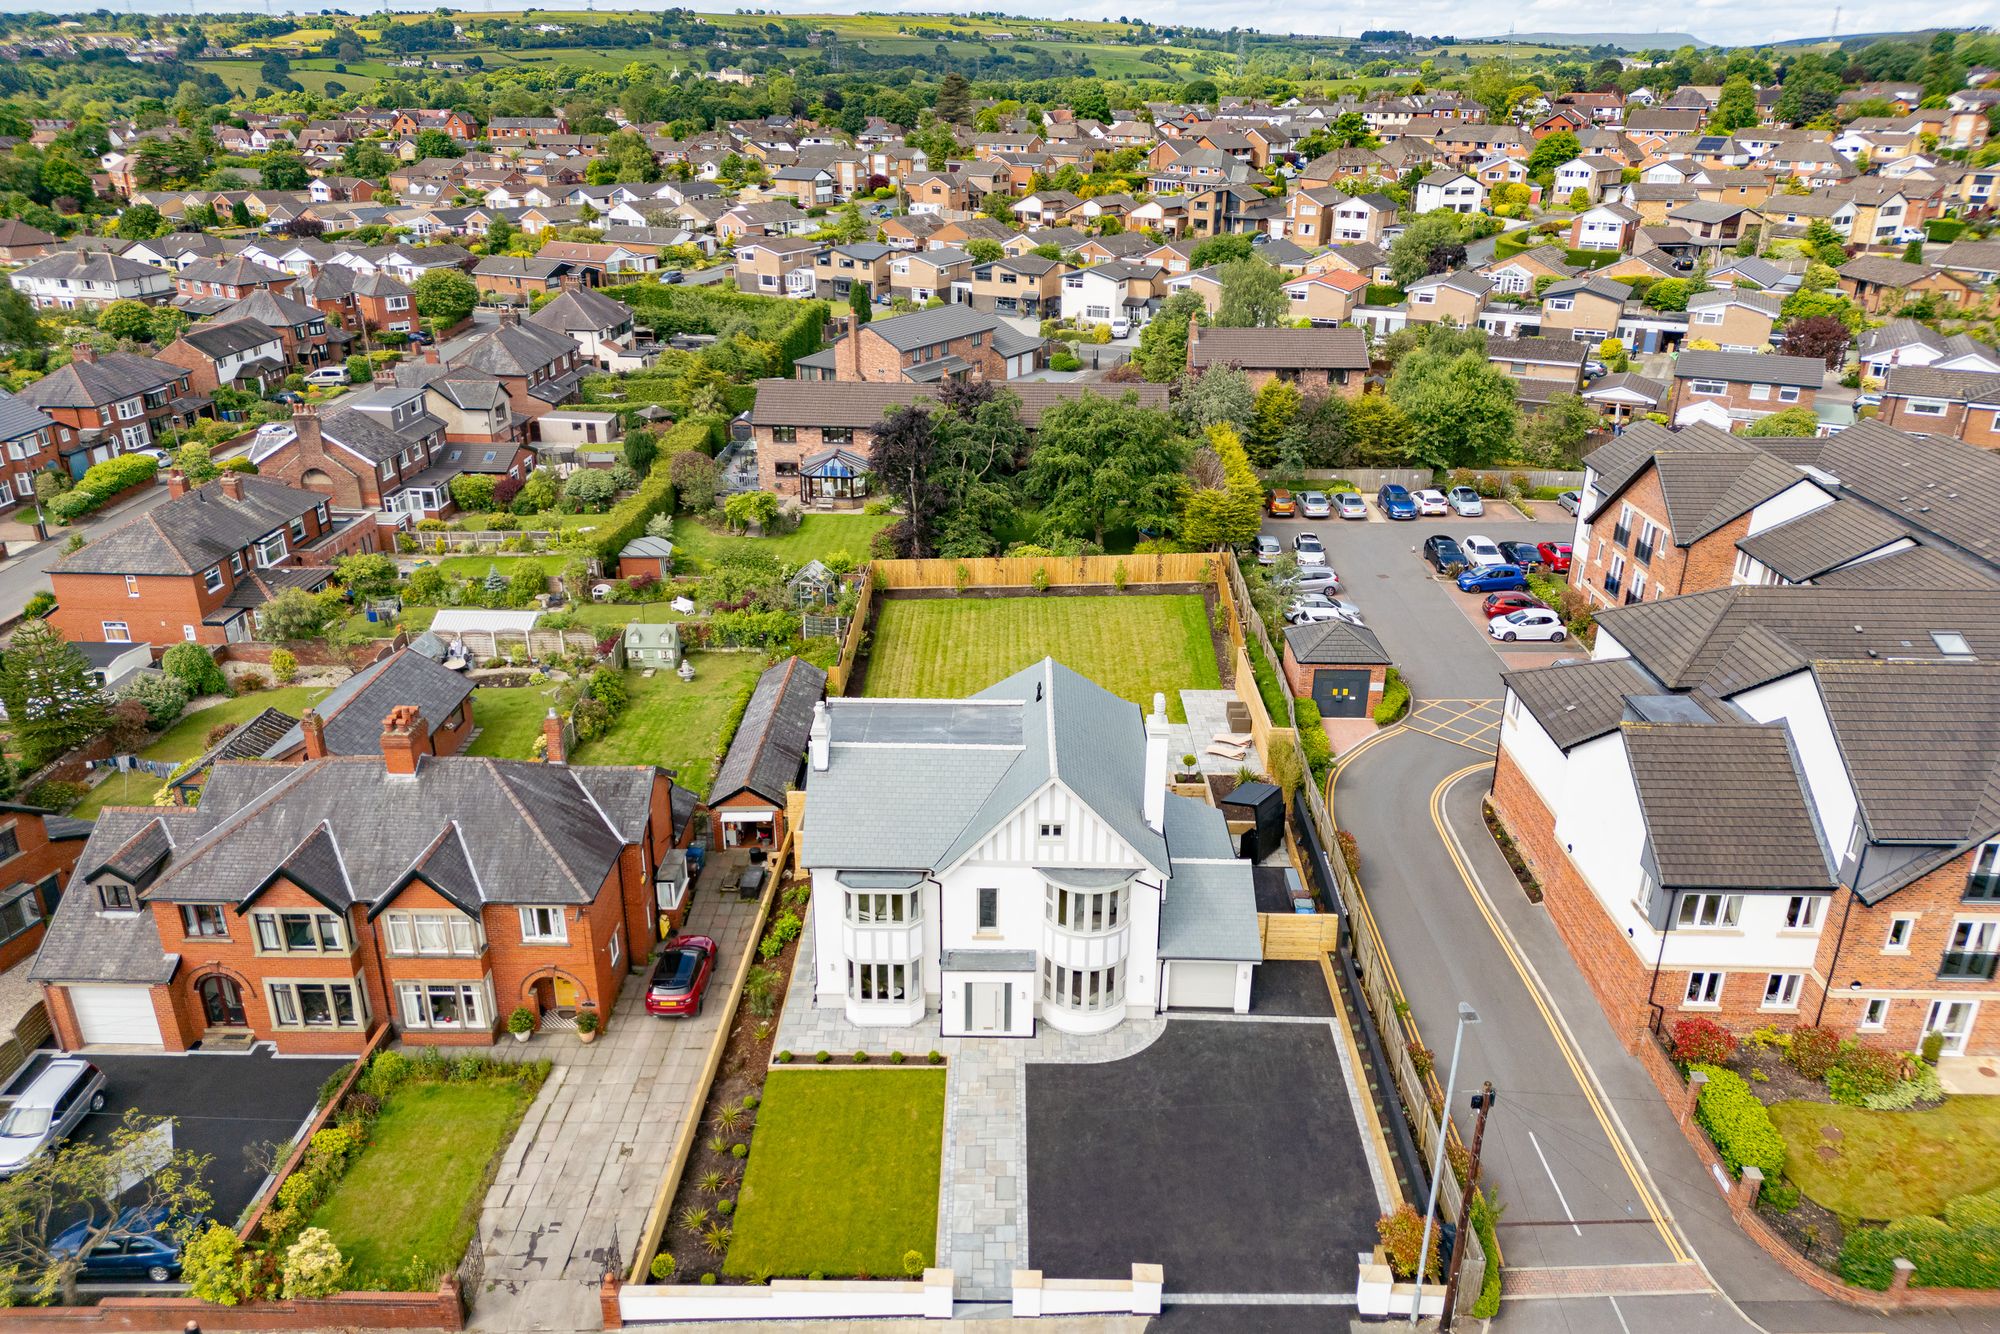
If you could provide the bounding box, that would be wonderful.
[1689,1063,1786,1179]
[1839,1215,2000,1291]
[589,419,709,563]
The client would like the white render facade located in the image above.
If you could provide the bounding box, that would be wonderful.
[800,660,1260,1039]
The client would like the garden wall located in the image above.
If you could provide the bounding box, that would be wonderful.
[1014,1265,1163,1317]
[613,1272,953,1323]
[0,1282,463,1331]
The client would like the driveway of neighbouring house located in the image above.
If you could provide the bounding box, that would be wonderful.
[1025,1014,1383,1300]
[468,879,762,1332]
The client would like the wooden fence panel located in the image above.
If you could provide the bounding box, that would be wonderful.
[826,575,874,697]
[1258,912,1339,959]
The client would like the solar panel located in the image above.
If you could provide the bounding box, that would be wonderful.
[830,700,1023,747]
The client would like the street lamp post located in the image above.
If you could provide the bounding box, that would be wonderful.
[1411,1002,1479,1326]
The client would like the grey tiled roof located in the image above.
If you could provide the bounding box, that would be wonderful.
[1647,449,1807,542]
[182,318,282,359]
[1764,421,2000,568]
[18,351,183,412]
[710,656,827,808]
[527,285,630,335]
[1625,723,1833,891]
[55,477,322,577]
[1673,350,1825,388]
[1502,656,1663,751]
[1881,366,2000,403]
[1809,544,2000,591]
[1734,501,1913,582]
[31,808,201,985]
[860,306,1012,353]
[439,320,578,377]
[1815,659,2000,855]
[1283,618,1391,667]
[1188,326,1369,372]
[1158,860,1260,961]
[265,649,473,759]
[0,388,54,444]
[1487,335,1589,366]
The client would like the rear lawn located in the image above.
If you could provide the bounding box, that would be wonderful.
[670,514,891,573]
[464,681,565,761]
[69,686,333,819]
[423,554,554,581]
[570,652,764,794]
[1768,1097,2000,1223]
[309,1079,537,1290]
[862,595,1218,723]
[724,1069,944,1279]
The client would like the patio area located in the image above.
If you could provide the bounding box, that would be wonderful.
[1173,688,1265,776]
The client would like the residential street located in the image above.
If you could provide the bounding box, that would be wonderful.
[0,483,175,627]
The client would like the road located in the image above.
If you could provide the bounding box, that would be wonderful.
[0,484,177,628]
[1268,507,1981,1332]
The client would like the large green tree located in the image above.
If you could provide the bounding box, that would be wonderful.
[1387,350,1519,470]
[411,268,479,331]
[1023,391,1188,548]
[1525,130,1581,180]
[1711,75,1759,132]
[1215,259,1287,328]
[0,620,108,766]
[1388,212,1464,288]
[1135,290,1205,381]
[1179,423,1264,550]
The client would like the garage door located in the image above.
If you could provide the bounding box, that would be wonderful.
[1166,962,1238,1010]
[67,986,163,1047]
[1311,668,1372,719]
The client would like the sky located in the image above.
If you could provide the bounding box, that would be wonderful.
[26,0,1983,50]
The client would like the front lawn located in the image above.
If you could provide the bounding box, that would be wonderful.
[862,594,1219,723]
[724,1069,945,1279]
[1768,1097,2000,1223]
[669,514,891,573]
[308,1079,535,1290]
[71,686,334,818]
[570,651,764,794]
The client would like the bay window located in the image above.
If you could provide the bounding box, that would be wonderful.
[843,890,919,925]
[1045,884,1127,934]
[848,960,916,1003]
[1042,960,1123,1012]
[267,979,365,1029]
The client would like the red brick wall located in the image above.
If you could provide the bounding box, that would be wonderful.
[1667,380,1818,425]
[0,813,86,973]
[0,1280,463,1330]
[835,325,1007,383]
[50,572,219,647]
[1278,643,1386,705]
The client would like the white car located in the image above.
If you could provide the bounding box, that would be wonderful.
[1109,318,1131,339]
[1413,488,1449,516]
[1291,532,1327,567]
[304,365,352,387]
[1461,534,1504,568]
[1253,534,1281,565]
[1489,608,1567,642]
[1287,594,1366,626]
[1447,486,1485,517]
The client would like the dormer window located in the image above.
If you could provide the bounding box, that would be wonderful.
[98,881,135,912]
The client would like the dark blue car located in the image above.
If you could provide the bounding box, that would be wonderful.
[52,1206,183,1284]
[1456,563,1529,594]
[1377,484,1417,520]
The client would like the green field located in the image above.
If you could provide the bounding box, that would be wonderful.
[862,594,1219,723]
[724,1070,944,1279]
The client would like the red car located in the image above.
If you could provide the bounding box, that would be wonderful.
[1482,590,1549,619]
[645,935,717,1017]
[1537,541,1572,573]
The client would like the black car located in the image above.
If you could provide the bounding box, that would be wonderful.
[1499,540,1543,569]
[1423,535,1467,572]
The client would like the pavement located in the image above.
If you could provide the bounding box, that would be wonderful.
[0,483,177,628]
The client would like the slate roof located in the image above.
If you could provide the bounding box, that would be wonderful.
[1809,544,2000,591]
[1487,335,1589,366]
[1544,274,1633,303]
[1881,366,2000,404]
[856,306,1015,354]
[13,249,161,286]
[182,318,282,359]
[1502,656,1666,750]
[528,284,631,335]
[1624,723,1833,890]
[54,477,321,577]
[1673,349,1825,389]
[1158,859,1260,960]
[710,656,827,808]
[18,351,182,411]
[1767,420,2000,569]
[1283,618,1391,666]
[30,808,203,985]
[439,320,577,377]
[1188,326,1369,372]
[1733,501,1912,582]
[0,388,54,443]
[265,649,473,760]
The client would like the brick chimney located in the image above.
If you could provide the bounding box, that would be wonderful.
[558,274,580,293]
[380,705,431,777]
[72,344,96,365]
[542,708,566,764]
[219,471,245,501]
[301,709,328,760]
[164,469,189,498]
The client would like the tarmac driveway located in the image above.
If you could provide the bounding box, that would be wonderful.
[1025,1017,1377,1296]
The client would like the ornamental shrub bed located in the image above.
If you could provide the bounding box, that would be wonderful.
[1690,1063,1786,1179]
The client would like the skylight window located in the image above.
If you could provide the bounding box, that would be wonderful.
[1932,631,1974,659]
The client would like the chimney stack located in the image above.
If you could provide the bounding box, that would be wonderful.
[558,274,580,293]
[542,708,566,764]
[809,700,831,772]
[218,471,245,501]
[291,403,324,458]
[301,709,328,760]
[72,344,97,365]
[164,469,189,499]
[380,705,430,777]
[1143,691,1169,834]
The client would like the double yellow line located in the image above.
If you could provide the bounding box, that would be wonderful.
[1425,761,1689,1264]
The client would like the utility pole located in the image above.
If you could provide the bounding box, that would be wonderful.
[1438,1082,1497,1330]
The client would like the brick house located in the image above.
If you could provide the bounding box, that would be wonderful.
[1878,368,2000,447]
[390,109,477,140]
[1490,585,2000,1062]
[248,398,455,517]
[796,306,1044,385]
[1486,335,1588,395]
[30,723,689,1053]
[1185,325,1369,395]
[706,656,826,851]
[886,247,973,304]
[47,471,377,648]
[1539,274,1632,344]
[427,314,585,420]
[1405,269,1493,327]
[811,242,896,302]
[473,256,575,302]
[733,237,822,297]
[1279,271,1369,326]
[154,318,289,395]
[1685,289,1780,353]
[173,257,296,305]
[968,256,1066,320]
[1666,350,1824,429]
[0,389,77,516]
[1838,256,1974,315]
[294,265,416,336]
[0,806,90,976]
[1279,619,1391,719]
[16,347,207,472]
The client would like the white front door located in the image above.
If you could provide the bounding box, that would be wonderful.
[966,982,1008,1034]
[1926,1000,1978,1056]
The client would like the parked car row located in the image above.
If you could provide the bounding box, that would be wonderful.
[1422,536,1571,575]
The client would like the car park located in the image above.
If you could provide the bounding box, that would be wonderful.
[53,1205,183,1283]
[1291,532,1327,566]
[1489,608,1568,642]
[1422,535,1467,572]
[1376,484,1417,520]
[1557,490,1582,515]
[0,1059,104,1176]
[1499,540,1543,569]
[1299,491,1331,518]
[303,365,351,387]
[645,935,717,1018]
[1482,590,1548,619]
[1447,486,1484,517]
[1457,563,1530,594]
[1537,541,1572,572]
[1278,566,1342,594]
[1267,490,1297,517]
[1253,534,1281,565]
[1460,534,1503,568]
[1287,594,1366,626]
[1335,491,1368,520]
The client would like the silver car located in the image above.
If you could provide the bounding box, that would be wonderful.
[1557,490,1583,515]
[0,1059,105,1176]
[1253,534,1282,565]
[1447,486,1485,517]
[1298,491,1332,519]
[1287,593,1366,626]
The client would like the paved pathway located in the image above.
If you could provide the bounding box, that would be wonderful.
[468,879,762,1332]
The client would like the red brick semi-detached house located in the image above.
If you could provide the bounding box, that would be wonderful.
[0,806,91,975]
[47,471,377,648]
[1878,367,2000,449]
[1490,585,2000,1069]
[0,388,77,517]
[250,397,461,519]
[31,714,691,1053]
[1666,350,1825,430]
[16,346,208,474]
[425,312,584,421]
[293,265,416,337]
[706,656,827,850]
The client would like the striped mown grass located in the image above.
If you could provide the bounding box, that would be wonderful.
[860,594,1219,723]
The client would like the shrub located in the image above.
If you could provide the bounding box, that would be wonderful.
[815,1050,830,1063]
[1469,1190,1502,1318]
[1762,1177,1801,1214]
[928,1051,944,1064]
[852,1050,869,1064]
[1375,1204,1442,1282]
[268,647,298,684]
[182,1222,254,1305]
[1840,1215,2000,1290]
[280,1228,348,1299]
[162,641,230,697]
[1921,1031,1945,1065]
[700,1272,717,1285]
[1864,1060,1944,1111]
[743,964,780,1018]
[890,1051,905,1065]
[902,1249,926,1277]
[1786,1025,1842,1080]
[775,1050,792,1063]
[358,1048,413,1099]
[235,671,268,693]
[22,591,54,620]
[22,779,85,811]
[1373,667,1409,726]
[731,1142,747,1159]
[1826,1044,1904,1106]
[1690,1064,1785,1179]
[120,673,189,728]
[758,909,802,959]
[1670,1017,1737,1068]
[1946,1187,2000,1231]
[650,1252,678,1282]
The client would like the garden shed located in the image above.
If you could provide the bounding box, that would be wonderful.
[1280,619,1391,720]
[623,621,681,669]
[618,535,675,581]
[705,656,827,850]
[1218,780,1285,862]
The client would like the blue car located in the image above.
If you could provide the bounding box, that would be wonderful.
[52,1205,183,1284]
[1377,483,1418,520]
[1456,563,1529,594]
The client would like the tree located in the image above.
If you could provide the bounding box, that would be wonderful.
[721,489,780,533]
[1744,406,1822,438]
[1135,290,1205,382]
[411,268,479,331]
[0,288,46,351]
[670,449,719,513]
[563,468,616,511]
[871,405,946,557]
[0,621,107,767]
[1215,259,1287,328]
[1023,391,1188,548]
[39,153,92,207]
[1782,314,1852,368]
[965,237,1005,265]
[1179,423,1264,550]
[934,71,972,125]
[1381,320,1486,366]
[414,128,463,160]
[0,1110,213,1305]
[1515,393,1599,467]
[1803,219,1849,269]
[1388,350,1519,470]
[1388,212,1463,288]
[1188,234,1254,269]
[1901,238,1924,265]
[1283,391,1352,469]
[258,152,308,192]
[1346,393,1414,466]
[1525,130,1581,179]
[174,440,219,483]
[1780,287,1860,332]
[161,640,229,696]
[622,429,657,475]
[113,203,163,241]
[1644,278,1694,311]
[98,300,155,343]
[928,383,1027,557]
[847,280,872,326]
[334,552,398,600]
[149,306,188,346]
[256,588,336,643]
[1712,75,1759,132]
[1249,378,1302,466]
[1174,365,1255,437]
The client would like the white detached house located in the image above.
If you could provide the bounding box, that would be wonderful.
[800,659,1261,1039]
